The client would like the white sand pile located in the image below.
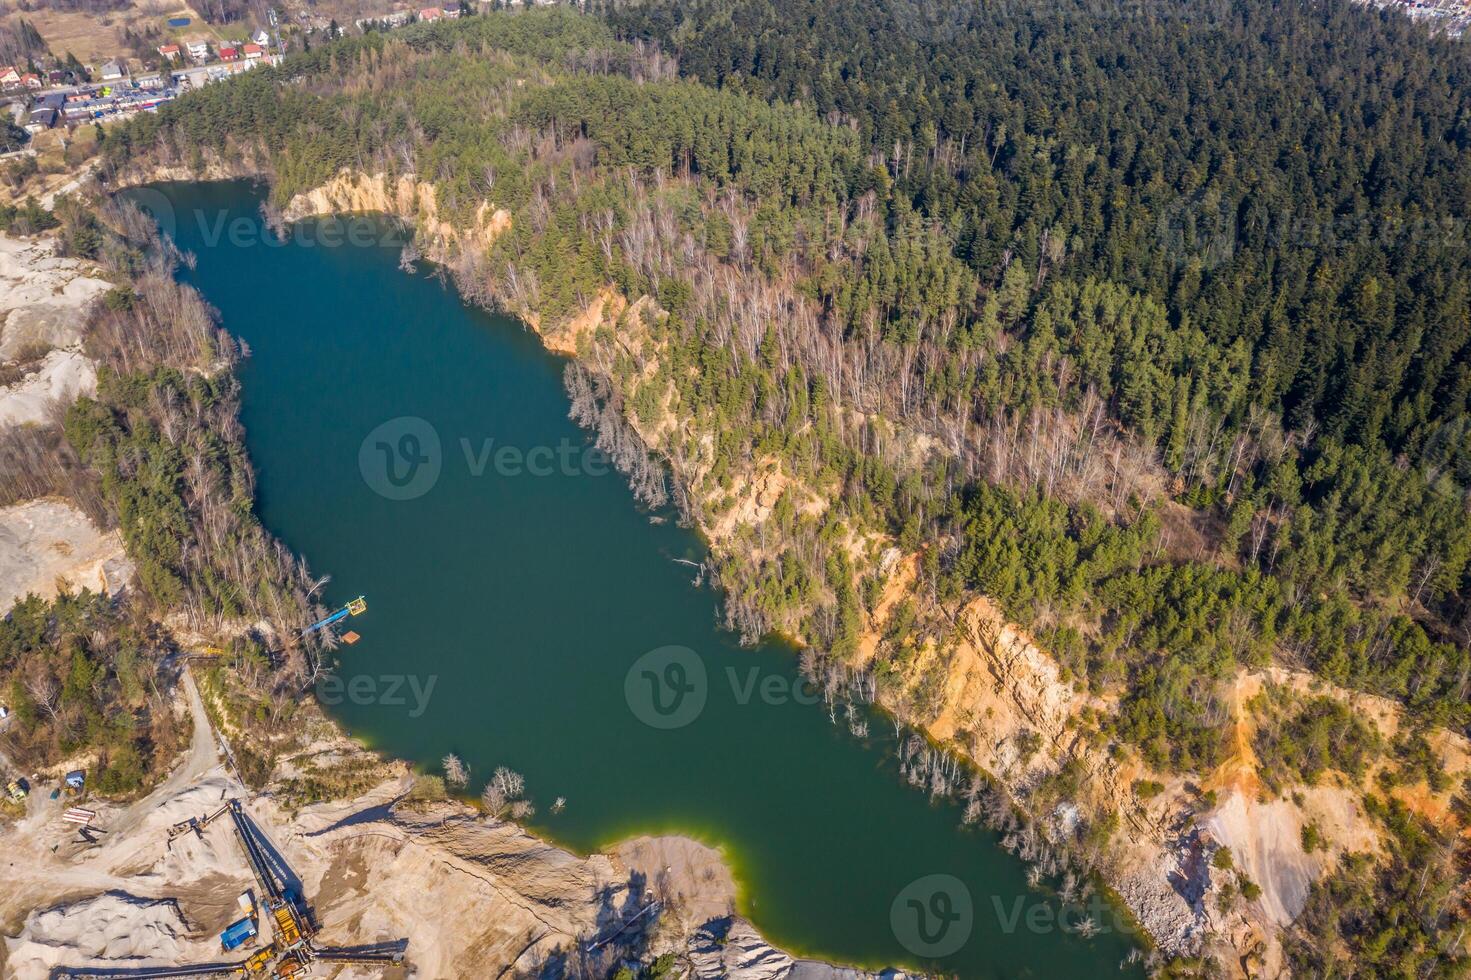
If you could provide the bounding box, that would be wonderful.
[0,349,96,427]
[0,235,110,361]
[5,892,217,977]
[0,498,131,614]
[614,835,738,930]
[1205,791,1316,927]
[1204,783,1377,930]
[292,797,619,978]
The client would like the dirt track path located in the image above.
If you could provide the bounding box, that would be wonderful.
[107,669,221,843]
[0,668,233,936]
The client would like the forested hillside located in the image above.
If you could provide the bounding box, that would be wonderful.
[601,0,1471,705]
[101,6,1470,972]
[0,201,320,795]
[108,2,1471,731]
[607,0,1471,461]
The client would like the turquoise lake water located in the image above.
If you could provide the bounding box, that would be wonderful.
[142,179,1143,978]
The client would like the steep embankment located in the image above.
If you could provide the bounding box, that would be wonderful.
[283,171,511,254]
[273,165,1471,975]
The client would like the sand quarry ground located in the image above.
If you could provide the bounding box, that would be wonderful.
[0,497,132,612]
[0,669,873,980]
[0,232,133,614]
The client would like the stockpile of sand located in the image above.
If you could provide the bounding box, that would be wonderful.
[0,349,97,427]
[5,893,217,977]
[0,498,131,614]
[0,234,110,361]
[3,750,884,980]
[1205,791,1318,928]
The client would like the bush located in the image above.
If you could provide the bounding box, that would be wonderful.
[1300,821,1323,853]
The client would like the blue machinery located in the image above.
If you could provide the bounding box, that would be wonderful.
[62,799,409,979]
[300,596,367,636]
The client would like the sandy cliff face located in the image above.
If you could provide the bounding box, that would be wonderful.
[161,170,1471,975]
[268,170,1226,963]
[0,234,112,361]
[0,498,131,614]
[528,276,1471,975]
[0,232,111,428]
[283,170,511,258]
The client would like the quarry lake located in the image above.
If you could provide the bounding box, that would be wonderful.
[141,179,1142,978]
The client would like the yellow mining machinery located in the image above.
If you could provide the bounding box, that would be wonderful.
[59,799,407,979]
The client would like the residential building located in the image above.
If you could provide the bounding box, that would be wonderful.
[99,60,125,81]
[159,43,181,61]
[186,39,210,62]
[242,43,262,59]
[24,107,59,132]
[220,46,239,62]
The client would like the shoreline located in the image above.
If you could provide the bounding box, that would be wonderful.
[108,165,1158,969]
[0,192,905,980]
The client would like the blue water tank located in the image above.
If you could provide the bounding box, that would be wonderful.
[220,917,258,951]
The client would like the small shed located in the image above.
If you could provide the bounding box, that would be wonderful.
[220,916,258,951]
